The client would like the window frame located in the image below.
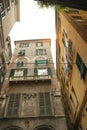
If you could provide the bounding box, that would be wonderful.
[36,49,46,55]
[34,67,52,77]
[39,92,52,116]
[9,68,28,78]
[35,59,48,66]
[18,50,25,56]
[19,43,29,48]
[36,42,43,47]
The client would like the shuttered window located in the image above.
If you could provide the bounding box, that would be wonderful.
[18,50,25,56]
[9,69,15,78]
[9,68,28,78]
[23,68,28,77]
[17,61,24,67]
[19,43,29,47]
[36,42,43,47]
[47,67,52,77]
[34,68,38,76]
[39,92,52,116]
[36,49,46,55]
[6,94,20,117]
[76,53,86,79]
[35,59,48,66]
[34,67,52,77]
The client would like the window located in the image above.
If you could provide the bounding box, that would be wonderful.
[38,69,47,76]
[39,92,52,116]
[76,53,86,79]
[14,69,24,77]
[9,68,28,78]
[36,49,46,55]
[18,50,25,56]
[19,43,29,48]
[17,61,24,67]
[6,94,20,117]
[34,67,52,77]
[72,16,84,22]
[36,42,43,47]
[5,0,10,8]
[35,59,48,66]
[65,9,79,14]
[0,0,4,12]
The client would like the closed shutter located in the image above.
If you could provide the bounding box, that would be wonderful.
[9,69,15,78]
[39,92,52,116]
[6,94,20,117]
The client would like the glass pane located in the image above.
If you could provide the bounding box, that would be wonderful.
[38,69,47,75]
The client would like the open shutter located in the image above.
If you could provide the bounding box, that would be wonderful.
[35,60,38,66]
[39,92,52,116]
[46,59,48,65]
[21,61,24,66]
[47,67,52,77]
[36,49,38,55]
[23,68,28,77]
[43,49,46,55]
[9,69,15,78]
[34,68,38,76]
[17,62,20,67]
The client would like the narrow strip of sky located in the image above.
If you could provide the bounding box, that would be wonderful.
[9,0,56,66]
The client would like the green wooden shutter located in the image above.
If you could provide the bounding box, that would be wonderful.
[6,94,20,117]
[76,53,86,79]
[46,59,48,65]
[18,51,21,56]
[36,49,38,55]
[17,62,20,67]
[23,68,28,77]
[9,69,15,78]
[35,60,38,66]
[21,61,24,66]
[47,67,52,77]
[43,49,46,55]
[39,92,52,116]
[34,68,38,76]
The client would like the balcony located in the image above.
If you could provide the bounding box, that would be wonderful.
[9,74,51,82]
[9,68,52,83]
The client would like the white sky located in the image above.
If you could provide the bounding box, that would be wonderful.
[9,0,56,66]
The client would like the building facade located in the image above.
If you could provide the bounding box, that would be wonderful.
[0,39,67,130]
[0,0,20,90]
[56,9,87,129]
